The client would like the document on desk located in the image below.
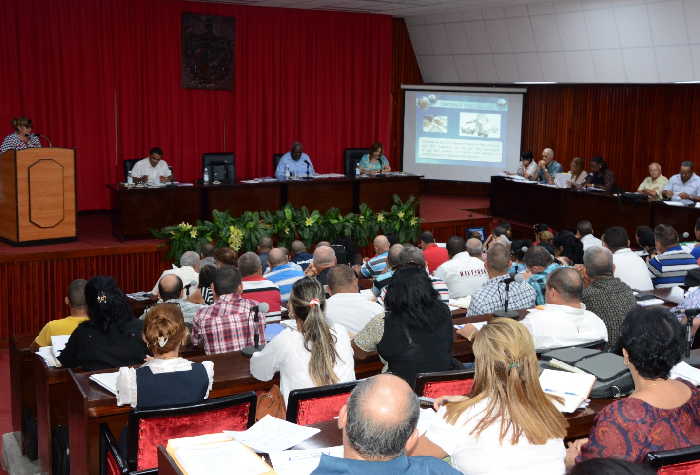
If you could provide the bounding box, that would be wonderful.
[89,371,119,395]
[225,415,321,453]
[539,369,596,413]
[36,346,60,367]
[50,335,70,359]
[167,433,273,475]
[449,296,471,309]
[637,298,665,307]
[269,446,343,475]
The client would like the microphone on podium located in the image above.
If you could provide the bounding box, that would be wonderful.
[303,159,312,179]
[241,302,270,357]
[29,133,53,147]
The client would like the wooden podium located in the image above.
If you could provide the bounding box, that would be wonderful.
[0,147,76,245]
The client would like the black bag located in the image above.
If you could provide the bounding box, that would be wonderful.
[541,347,633,398]
[51,424,70,475]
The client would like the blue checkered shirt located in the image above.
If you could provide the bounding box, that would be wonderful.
[527,263,561,305]
[468,274,536,316]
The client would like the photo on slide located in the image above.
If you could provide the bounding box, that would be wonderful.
[422,115,448,134]
[459,113,501,139]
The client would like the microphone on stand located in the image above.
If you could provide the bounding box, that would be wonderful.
[241,302,270,357]
[494,275,520,319]
[30,133,53,147]
[303,159,312,179]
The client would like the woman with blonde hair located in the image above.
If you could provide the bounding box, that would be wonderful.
[569,157,588,189]
[116,303,214,409]
[410,318,568,474]
[250,276,355,405]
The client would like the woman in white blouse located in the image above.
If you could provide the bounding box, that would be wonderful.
[250,276,355,405]
[117,303,213,408]
[515,151,538,180]
[568,157,588,189]
[410,318,568,475]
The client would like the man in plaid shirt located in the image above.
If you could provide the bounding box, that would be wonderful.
[467,243,536,316]
[192,266,266,354]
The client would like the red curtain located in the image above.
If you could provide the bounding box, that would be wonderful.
[0,0,393,211]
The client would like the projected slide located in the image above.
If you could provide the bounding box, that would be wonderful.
[403,88,525,183]
[415,93,508,165]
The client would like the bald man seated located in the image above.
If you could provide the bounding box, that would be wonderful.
[536,147,562,184]
[312,374,460,475]
[357,235,390,278]
[305,245,337,285]
[141,274,206,325]
[263,247,304,302]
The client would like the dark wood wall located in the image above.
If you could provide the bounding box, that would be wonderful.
[521,84,700,192]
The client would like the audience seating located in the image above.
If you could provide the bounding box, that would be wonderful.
[286,381,358,426]
[646,444,700,474]
[343,148,370,177]
[100,392,257,474]
[415,368,476,399]
[122,158,141,181]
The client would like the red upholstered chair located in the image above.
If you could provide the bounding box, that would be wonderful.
[100,392,257,474]
[415,368,476,399]
[286,381,358,426]
[647,445,700,474]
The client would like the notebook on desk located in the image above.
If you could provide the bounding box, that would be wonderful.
[167,433,273,475]
[89,371,119,395]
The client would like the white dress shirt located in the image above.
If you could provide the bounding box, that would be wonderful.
[426,401,565,475]
[130,157,171,184]
[613,248,654,291]
[433,251,488,299]
[116,357,214,408]
[151,265,199,295]
[324,292,384,335]
[580,234,603,251]
[249,324,356,405]
[520,303,608,350]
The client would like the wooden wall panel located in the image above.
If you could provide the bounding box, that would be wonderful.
[0,249,165,344]
[522,84,700,193]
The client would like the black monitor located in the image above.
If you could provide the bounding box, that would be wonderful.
[202,153,235,184]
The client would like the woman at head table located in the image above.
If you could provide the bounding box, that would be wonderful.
[0,117,42,153]
[568,157,588,188]
[514,151,538,180]
[358,142,391,175]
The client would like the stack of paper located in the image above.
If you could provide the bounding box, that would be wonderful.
[269,446,343,475]
[89,371,119,395]
[670,361,700,386]
[225,416,320,453]
[167,433,273,475]
[36,346,60,367]
[539,369,596,413]
[50,335,70,360]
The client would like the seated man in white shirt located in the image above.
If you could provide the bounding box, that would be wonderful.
[325,265,384,335]
[151,251,200,296]
[434,236,488,299]
[458,267,607,351]
[602,226,653,291]
[130,146,172,185]
[576,220,602,251]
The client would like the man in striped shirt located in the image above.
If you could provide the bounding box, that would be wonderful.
[358,235,390,278]
[238,252,281,320]
[648,224,698,288]
[264,247,304,302]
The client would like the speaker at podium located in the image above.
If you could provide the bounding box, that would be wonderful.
[0,147,76,245]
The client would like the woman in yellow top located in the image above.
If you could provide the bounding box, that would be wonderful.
[637,162,668,199]
[358,142,391,175]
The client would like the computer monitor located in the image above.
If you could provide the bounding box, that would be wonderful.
[202,153,235,184]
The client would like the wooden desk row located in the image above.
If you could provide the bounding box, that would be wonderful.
[490,176,700,239]
[13,305,636,475]
[109,174,423,240]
